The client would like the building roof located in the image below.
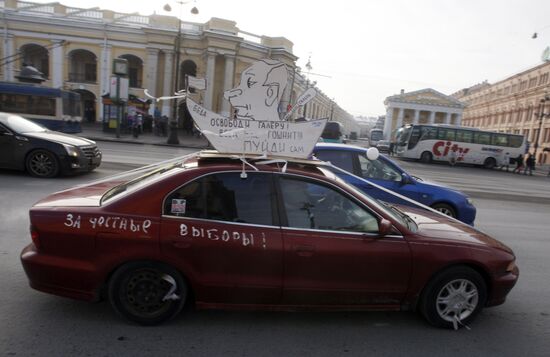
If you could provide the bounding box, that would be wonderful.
[385,88,465,109]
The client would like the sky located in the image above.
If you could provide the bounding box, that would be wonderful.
[30,0,550,117]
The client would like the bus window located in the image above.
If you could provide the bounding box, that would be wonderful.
[509,135,524,148]
[491,133,508,146]
[474,132,491,145]
[456,130,473,143]
[420,126,436,141]
[437,128,456,141]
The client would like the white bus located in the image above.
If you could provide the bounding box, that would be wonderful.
[369,128,384,147]
[395,124,527,168]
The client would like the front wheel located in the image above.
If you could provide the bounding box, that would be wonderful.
[420,151,432,163]
[108,261,188,325]
[419,266,487,329]
[26,150,60,178]
[431,203,456,218]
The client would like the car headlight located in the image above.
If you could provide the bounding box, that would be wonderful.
[63,144,80,157]
[466,198,474,206]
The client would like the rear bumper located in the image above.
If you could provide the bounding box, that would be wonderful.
[487,265,519,307]
[20,243,100,302]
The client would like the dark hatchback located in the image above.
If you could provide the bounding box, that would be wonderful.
[0,113,101,177]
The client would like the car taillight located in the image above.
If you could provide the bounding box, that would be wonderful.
[30,225,40,249]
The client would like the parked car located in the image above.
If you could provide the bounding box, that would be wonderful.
[376,140,391,153]
[313,143,476,225]
[21,152,518,328]
[0,112,101,177]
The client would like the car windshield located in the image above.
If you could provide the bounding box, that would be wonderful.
[0,114,46,133]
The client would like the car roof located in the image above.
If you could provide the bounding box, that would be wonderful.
[314,142,367,152]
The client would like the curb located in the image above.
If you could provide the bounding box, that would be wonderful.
[461,190,550,205]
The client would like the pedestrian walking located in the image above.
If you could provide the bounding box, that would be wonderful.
[524,154,535,176]
[389,141,395,156]
[449,149,457,166]
[513,154,524,174]
[499,152,511,172]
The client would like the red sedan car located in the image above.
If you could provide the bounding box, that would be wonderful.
[21,152,518,328]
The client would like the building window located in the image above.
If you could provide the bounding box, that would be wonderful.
[519,81,527,91]
[529,78,537,88]
[511,84,518,93]
[539,73,549,86]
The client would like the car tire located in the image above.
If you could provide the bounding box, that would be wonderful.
[483,157,496,169]
[419,266,487,329]
[431,203,456,218]
[108,261,188,325]
[25,149,60,178]
[420,151,432,163]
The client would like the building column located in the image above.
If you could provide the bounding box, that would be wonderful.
[429,111,435,124]
[51,40,64,88]
[413,109,420,125]
[383,106,394,140]
[444,112,451,124]
[221,54,235,117]
[204,51,216,110]
[3,34,15,81]
[145,48,159,115]
[161,50,174,117]
[395,108,404,131]
[455,113,462,126]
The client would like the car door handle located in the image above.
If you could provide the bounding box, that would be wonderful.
[294,245,315,257]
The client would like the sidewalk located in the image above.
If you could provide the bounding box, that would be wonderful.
[80,122,210,149]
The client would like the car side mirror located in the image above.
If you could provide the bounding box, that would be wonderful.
[400,173,412,186]
[379,218,393,236]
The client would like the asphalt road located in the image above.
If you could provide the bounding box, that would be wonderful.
[1,142,549,356]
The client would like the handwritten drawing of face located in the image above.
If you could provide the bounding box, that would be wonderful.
[224,60,288,121]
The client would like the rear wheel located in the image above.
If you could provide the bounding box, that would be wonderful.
[25,150,59,178]
[483,157,496,169]
[420,151,432,163]
[420,266,487,329]
[108,261,187,325]
[431,203,456,218]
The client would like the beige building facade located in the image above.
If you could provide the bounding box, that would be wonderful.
[0,0,353,128]
[383,89,465,140]
[453,61,550,164]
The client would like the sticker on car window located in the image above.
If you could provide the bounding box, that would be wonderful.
[171,199,187,214]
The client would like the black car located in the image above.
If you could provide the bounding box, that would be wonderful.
[0,113,101,178]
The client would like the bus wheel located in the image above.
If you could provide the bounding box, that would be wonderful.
[483,157,496,169]
[420,151,432,163]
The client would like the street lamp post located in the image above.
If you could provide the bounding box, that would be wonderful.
[165,1,198,145]
[533,95,550,162]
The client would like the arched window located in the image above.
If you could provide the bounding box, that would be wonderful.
[69,49,97,83]
[119,54,143,88]
[180,59,198,92]
[20,44,49,78]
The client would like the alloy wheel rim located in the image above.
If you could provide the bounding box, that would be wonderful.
[30,153,54,176]
[436,279,479,323]
[123,269,173,317]
[435,207,454,217]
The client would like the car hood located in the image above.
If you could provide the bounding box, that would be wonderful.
[414,176,466,195]
[24,130,96,147]
[398,205,512,254]
[33,179,125,207]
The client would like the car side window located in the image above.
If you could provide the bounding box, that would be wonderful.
[314,150,355,173]
[358,155,402,182]
[164,172,275,226]
[279,176,379,233]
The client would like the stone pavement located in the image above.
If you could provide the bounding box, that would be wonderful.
[80,122,210,149]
